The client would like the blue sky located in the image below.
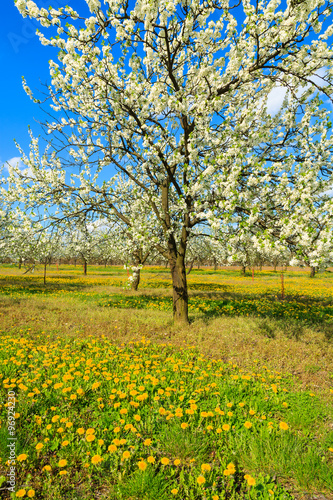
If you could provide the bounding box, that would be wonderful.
[1,1,330,175]
[0,0,69,169]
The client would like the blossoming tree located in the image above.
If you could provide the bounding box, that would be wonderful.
[9,0,333,323]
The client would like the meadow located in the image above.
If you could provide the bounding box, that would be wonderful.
[0,264,332,500]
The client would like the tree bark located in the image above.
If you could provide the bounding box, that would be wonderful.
[43,261,47,285]
[18,258,22,270]
[310,266,316,278]
[241,265,246,276]
[213,257,218,271]
[83,258,87,275]
[170,255,189,324]
[186,259,194,276]
[131,268,141,291]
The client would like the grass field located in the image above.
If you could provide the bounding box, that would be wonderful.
[0,264,332,499]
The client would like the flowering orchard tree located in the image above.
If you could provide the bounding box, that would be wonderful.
[11,0,333,323]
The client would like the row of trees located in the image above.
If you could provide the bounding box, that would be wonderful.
[1,0,333,322]
[1,214,332,284]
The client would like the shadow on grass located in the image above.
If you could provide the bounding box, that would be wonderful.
[100,292,333,341]
[0,276,90,296]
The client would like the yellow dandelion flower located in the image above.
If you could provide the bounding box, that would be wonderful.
[181,422,188,429]
[143,439,152,446]
[27,490,35,498]
[279,422,289,430]
[35,443,43,451]
[86,434,95,442]
[161,457,170,465]
[58,459,67,467]
[91,455,103,465]
[134,414,141,421]
[197,476,206,485]
[244,421,252,429]
[86,428,95,435]
[201,463,211,472]
[147,456,155,464]
[222,424,230,431]
[171,488,178,495]
[42,465,51,471]
[16,490,26,497]
[17,454,28,461]
[62,441,69,447]
[174,459,181,466]
[59,470,67,475]
[108,444,117,453]
[77,428,85,435]
[122,451,131,459]
[246,476,256,486]
[137,460,147,471]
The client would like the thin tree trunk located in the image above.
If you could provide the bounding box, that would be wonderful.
[43,261,47,285]
[213,257,218,272]
[274,263,277,272]
[83,258,87,275]
[170,255,189,324]
[241,265,246,276]
[310,266,316,278]
[131,268,141,291]
[187,259,195,276]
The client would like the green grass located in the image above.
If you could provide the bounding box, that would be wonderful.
[0,265,332,499]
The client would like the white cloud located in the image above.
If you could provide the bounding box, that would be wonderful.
[266,85,288,115]
[266,67,328,116]
[4,157,25,171]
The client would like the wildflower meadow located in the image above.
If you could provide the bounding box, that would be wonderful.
[0,265,332,499]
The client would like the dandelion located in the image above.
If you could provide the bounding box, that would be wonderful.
[244,421,252,429]
[143,439,152,446]
[134,415,141,421]
[42,465,51,471]
[147,456,155,463]
[27,491,35,498]
[161,457,170,465]
[174,459,181,466]
[246,475,256,486]
[201,463,211,472]
[77,428,85,435]
[17,454,28,461]
[279,422,289,430]
[108,444,117,453]
[35,443,43,451]
[16,490,26,498]
[122,451,131,460]
[59,470,68,475]
[86,434,95,442]
[58,459,67,467]
[171,489,178,495]
[197,476,206,485]
[91,455,103,465]
[222,424,230,431]
[137,460,147,471]
[212,496,219,500]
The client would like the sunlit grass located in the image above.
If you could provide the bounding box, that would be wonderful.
[0,265,333,498]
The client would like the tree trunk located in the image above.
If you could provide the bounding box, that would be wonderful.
[18,258,22,270]
[310,266,316,278]
[241,265,246,276]
[43,261,47,285]
[274,263,277,272]
[170,256,189,324]
[186,259,194,276]
[83,258,87,275]
[213,257,218,271]
[131,268,141,291]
